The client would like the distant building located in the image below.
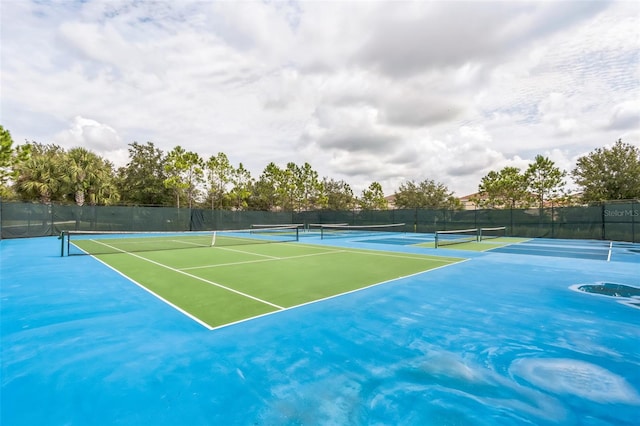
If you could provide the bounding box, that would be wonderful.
[458,192,487,210]
[458,191,585,210]
[385,194,396,209]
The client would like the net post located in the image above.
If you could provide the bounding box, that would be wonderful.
[59,231,65,257]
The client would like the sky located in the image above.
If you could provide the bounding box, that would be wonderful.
[1,0,639,197]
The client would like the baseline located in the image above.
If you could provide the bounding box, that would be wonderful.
[207,257,470,331]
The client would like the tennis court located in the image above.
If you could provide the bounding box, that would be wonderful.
[60,228,463,329]
[2,227,639,425]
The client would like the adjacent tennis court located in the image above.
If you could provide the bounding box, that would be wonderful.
[2,226,639,425]
[320,225,638,262]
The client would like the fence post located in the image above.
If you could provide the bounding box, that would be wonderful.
[633,200,637,244]
[50,203,54,236]
[510,207,514,237]
[601,203,606,240]
[551,203,555,238]
[474,207,477,230]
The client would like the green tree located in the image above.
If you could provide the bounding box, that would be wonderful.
[164,146,204,208]
[66,147,111,206]
[249,178,276,211]
[295,162,326,211]
[88,159,120,205]
[477,167,530,208]
[571,139,640,202]
[359,181,388,210]
[525,155,566,209]
[251,162,284,211]
[280,162,300,211]
[229,163,253,210]
[250,162,323,212]
[183,151,204,208]
[204,152,234,209]
[117,142,172,205]
[0,126,31,198]
[395,179,460,209]
[0,125,14,196]
[323,178,355,210]
[13,143,67,203]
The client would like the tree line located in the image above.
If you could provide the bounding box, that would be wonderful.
[1,125,639,210]
[474,140,640,208]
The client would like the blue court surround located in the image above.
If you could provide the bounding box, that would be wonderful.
[1,236,639,425]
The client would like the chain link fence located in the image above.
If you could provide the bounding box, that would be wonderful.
[1,200,637,243]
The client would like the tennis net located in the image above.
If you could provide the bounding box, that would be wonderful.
[61,226,299,256]
[479,226,507,241]
[434,228,478,248]
[314,223,407,239]
[250,223,304,230]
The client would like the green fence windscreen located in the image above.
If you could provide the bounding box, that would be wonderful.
[1,200,637,243]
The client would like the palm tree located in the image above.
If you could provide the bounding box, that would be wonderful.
[67,147,103,206]
[14,144,66,203]
[87,159,120,205]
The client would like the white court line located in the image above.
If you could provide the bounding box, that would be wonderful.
[607,241,613,262]
[169,239,209,247]
[221,243,459,265]
[491,244,610,258]
[484,238,534,251]
[180,249,345,271]
[86,254,214,330]
[332,247,458,262]
[181,257,278,270]
[87,240,464,331]
[213,245,280,259]
[207,258,469,331]
[293,242,460,262]
[91,240,285,310]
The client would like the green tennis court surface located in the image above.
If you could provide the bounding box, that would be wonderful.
[78,238,463,329]
[425,237,532,251]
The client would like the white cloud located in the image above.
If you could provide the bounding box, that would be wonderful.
[55,115,119,148]
[606,100,640,131]
[54,116,127,165]
[537,92,579,137]
[1,0,639,198]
